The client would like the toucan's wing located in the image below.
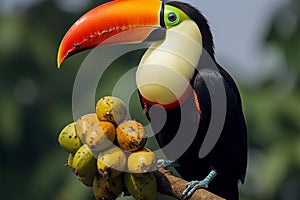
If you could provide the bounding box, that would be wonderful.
[193,66,247,183]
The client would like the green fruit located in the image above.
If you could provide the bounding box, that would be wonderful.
[79,172,95,187]
[75,113,115,151]
[96,96,127,124]
[116,120,147,152]
[97,146,127,180]
[72,144,97,177]
[58,122,82,153]
[127,148,156,175]
[65,153,74,170]
[93,174,123,200]
[123,173,157,200]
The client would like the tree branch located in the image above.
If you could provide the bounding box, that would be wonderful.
[154,168,225,200]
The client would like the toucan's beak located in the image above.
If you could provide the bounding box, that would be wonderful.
[57,0,164,68]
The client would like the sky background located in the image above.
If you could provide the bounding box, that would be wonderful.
[1,0,288,86]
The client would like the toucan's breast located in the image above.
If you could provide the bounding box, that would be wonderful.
[136,20,202,107]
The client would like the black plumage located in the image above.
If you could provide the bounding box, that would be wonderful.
[141,2,247,199]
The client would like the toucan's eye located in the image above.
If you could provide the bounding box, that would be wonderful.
[164,5,189,28]
[168,13,178,23]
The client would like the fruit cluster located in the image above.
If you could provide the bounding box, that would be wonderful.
[58,96,157,200]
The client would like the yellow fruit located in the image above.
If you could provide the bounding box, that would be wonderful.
[127,148,156,175]
[93,174,123,200]
[75,113,99,141]
[97,146,127,180]
[72,144,97,177]
[75,113,115,151]
[96,96,127,124]
[116,120,147,152]
[123,173,157,200]
[79,172,95,187]
[58,122,82,153]
[85,121,116,151]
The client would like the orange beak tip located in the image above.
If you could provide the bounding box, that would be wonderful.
[56,0,163,69]
[57,55,63,69]
[57,46,64,69]
[57,59,61,69]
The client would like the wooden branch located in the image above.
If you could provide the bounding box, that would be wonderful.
[154,168,225,200]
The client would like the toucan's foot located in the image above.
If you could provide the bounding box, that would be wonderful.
[157,159,180,168]
[180,169,217,199]
[180,180,209,199]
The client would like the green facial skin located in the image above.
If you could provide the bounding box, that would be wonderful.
[164,5,190,29]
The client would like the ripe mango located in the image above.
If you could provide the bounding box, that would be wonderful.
[127,148,156,175]
[75,113,115,151]
[116,120,147,152]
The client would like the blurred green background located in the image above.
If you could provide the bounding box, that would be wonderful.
[0,0,299,199]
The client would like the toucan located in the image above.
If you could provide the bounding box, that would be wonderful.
[57,0,247,199]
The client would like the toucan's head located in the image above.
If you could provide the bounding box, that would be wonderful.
[57,0,214,68]
[57,0,215,108]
